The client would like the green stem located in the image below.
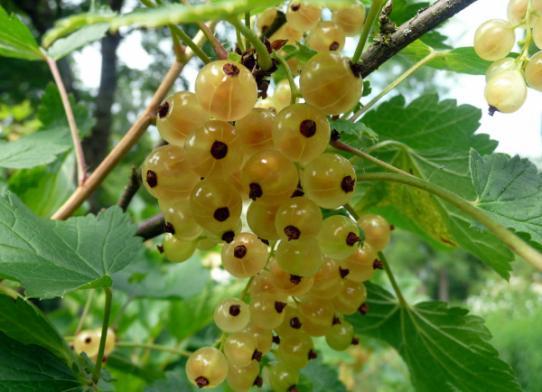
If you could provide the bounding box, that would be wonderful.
[92,288,113,383]
[117,342,191,357]
[379,252,407,307]
[351,50,444,121]
[358,172,542,272]
[352,0,387,63]
[169,25,211,63]
[75,290,95,335]
[519,0,534,63]
[273,52,299,104]
[229,18,273,70]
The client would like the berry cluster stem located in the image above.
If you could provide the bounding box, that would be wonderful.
[273,52,299,104]
[92,287,112,383]
[229,17,273,71]
[379,252,408,307]
[352,0,387,63]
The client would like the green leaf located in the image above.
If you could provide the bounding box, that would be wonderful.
[0,332,81,391]
[470,150,542,246]
[0,290,74,365]
[145,370,227,392]
[0,6,43,61]
[0,191,143,298]
[299,359,347,392]
[355,94,514,277]
[113,257,210,299]
[350,283,521,392]
[47,24,109,60]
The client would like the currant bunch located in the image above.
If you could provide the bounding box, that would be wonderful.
[474,0,542,113]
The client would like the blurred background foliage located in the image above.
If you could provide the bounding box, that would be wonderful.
[0,0,540,391]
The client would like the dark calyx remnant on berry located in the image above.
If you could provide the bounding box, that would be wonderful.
[290,2,301,11]
[272,335,281,344]
[252,349,263,362]
[85,337,92,344]
[158,101,170,118]
[289,274,302,285]
[488,105,498,116]
[359,302,369,315]
[351,337,360,345]
[229,304,241,316]
[164,222,175,234]
[249,182,263,200]
[373,259,384,270]
[291,182,304,197]
[195,376,210,388]
[329,41,340,51]
[156,244,164,253]
[290,317,302,329]
[146,170,157,188]
[222,230,235,243]
[308,349,318,360]
[253,376,264,387]
[332,316,341,325]
[299,119,317,137]
[210,140,228,159]
[223,63,240,76]
[341,175,355,193]
[284,225,301,240]
[330,129,340,142]
[213,207,230,222]
[339,267,350,278]
[346,232,360,246]
[234,244,247,259]
[274,301,287,313]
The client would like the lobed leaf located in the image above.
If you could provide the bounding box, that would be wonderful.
[0,6,43,61]
[47,23,110,60]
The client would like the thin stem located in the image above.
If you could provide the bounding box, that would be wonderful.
[331,139,413,177]
[519,0,533,63]
[379,252,407,306]
[344,203,359,220]
[199,22,227,59]
[170,25,211,63]
[358,172,542,271]
[75,290,95,335]
[116,341,191,357]
[352,0,387,63]
[229,18,273,70]
[44,54,87,185]
[51,30,207,220]
[92,288,112,383]
[273,52,298,104]
[350,50,444,121]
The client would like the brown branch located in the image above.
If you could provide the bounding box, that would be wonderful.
[117,167,141,211]
[136,214,165,240]
[357,0,479,78]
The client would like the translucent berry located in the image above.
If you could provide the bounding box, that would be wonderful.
[306,21,345,52]
[270,23,303,45]
[250,295,287,330]
[159,198,202,240]
[298,297,334,336]
[286,1,321,32]
[141,145,199,200]
[306,258,342,299]
[186,347,228,388]
[272,79,292,112]
[357,214,391,251]
[268,361,300,392]
[333,4,366,36]
[301,153,356,209]
[474,19,515,61]
[73,329,101,357]
[274,196,323,241]
[485,57,516,81]
[273,103,330,164]
[224,332,259,367]
[341,243,377,283]
[227,361,260,392]
[484,69,527,113]
[525,51,542,91]
[247,201,280,241]
[249,271,286,299]
[236,108,276,154]
[269,258,314,297]
[300,52,362,115]
[318,215,360,260]
[276,238,324,277]
[276,332,314,369]
[163,233,197,263]
[275,305,305,337]
[325,319,354,351]
[257,7,278,34]
[214,298,251,333]
[156,91,209,146]
[534,17,542,49]
[333,280,367,315]
[243,325,273,354]
[241,149,299,204]
[221,232,268,278]
[184,120,242,177]
[195,60,257,121]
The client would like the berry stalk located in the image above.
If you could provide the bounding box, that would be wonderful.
[351,0,387,63]
[229,17,273,71]
[92,287,112,383]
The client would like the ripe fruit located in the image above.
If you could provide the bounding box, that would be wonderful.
[275,305,305,337]
[241,149,299,204]
[246,201,280,241]
[270,23,303,44]
[300,52,363,115]
[484,69,527,113]
[268,361,299,392]
[236,108,275,154]
[485,57,516,81]
[276,238,324,277]
[357,214,392,251]
[507,0,528,24]
[250,295,287,330]
[333,4,366,36]
[224,332,259,367]
[333,280,367,315]
[318,215,360,259]
[214,298,251,333]
[141,145,199,200]
[73,329,101,357]
[273,103,331,164]
[221,232,268,278]
[272,79,292,112]
[195,60,257,121]
[162,233,197,262]
[298,297,334,336]
[274,197,323,241]
[325,319,354,351]
[341,244,377,283]
[301,153,357,209]
[257,7,278,34]
[159,198,202,240]
[534,17,542,49]
[473,19,515,61]
[186,347,228,388]
[156,91,208,146]
[243,325,273,354]
[306,258,342,299]
[269,259,314,297]
[525,51,542,91]
[249,271,286,299]
[184,120,242,177]
[227,361,260,392]
[306,21,345,52]
[276,333,314,369]
[286,1,321,32]
[190,178,242,236]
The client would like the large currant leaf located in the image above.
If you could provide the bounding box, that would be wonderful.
[298,359,347,392]
[350,283,521,392]
[470,150,542,246]
[354,94,514,277]
[0,191,143,298]
[0,6,42,60]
